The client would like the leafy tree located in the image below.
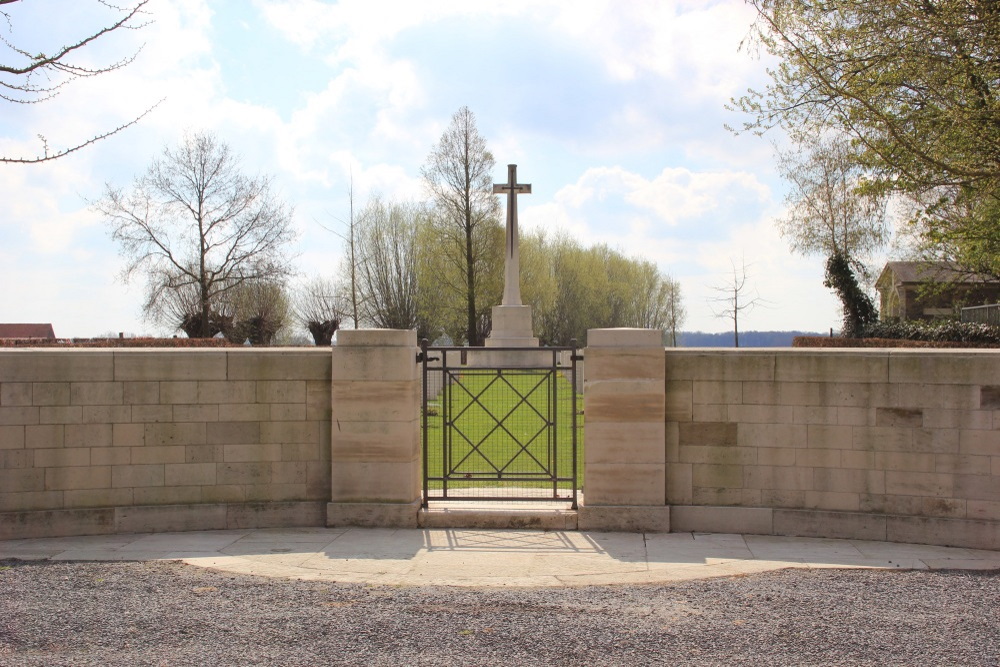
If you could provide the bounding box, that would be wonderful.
[225,278,289,346]
[1,0,155,163]
[734,0,1000,276]
[774,133,889,280]
[98,131,298,337]
[421,106,503,346]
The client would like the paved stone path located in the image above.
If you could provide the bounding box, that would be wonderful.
[3,527,999,586]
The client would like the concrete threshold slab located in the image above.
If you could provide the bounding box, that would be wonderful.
[419,502,578,530]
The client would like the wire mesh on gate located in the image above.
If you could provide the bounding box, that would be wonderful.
[420,343,581,508]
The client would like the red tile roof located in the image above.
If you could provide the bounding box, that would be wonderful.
[0,323,56,339]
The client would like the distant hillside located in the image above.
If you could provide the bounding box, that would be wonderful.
[676,331,826,348]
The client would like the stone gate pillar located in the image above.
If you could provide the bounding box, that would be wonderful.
[579,328,669,531]
[327,329,421,527]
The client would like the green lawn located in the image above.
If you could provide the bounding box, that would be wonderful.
[423,368,583,492]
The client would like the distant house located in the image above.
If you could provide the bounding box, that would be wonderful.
[875,262,1000,321]
[0,323,56,340]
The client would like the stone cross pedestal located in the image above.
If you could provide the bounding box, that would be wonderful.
[486,164,538,348]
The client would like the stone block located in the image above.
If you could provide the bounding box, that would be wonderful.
[228,501,327,529]
[223,443,283,462]
[124,381,159,405]
[201,485,246,503]
[268,404,307,421]
[270,461,308,485]
[129,405,173,423]
[70,382,123,406]
[813,468,885,494]
[245,483,313,502]
[260,421,320,445]
[585,421,664,465]
[665,351,775,382]
[25,424,64,449]
[217,462,271,485]
[157,381,198,405]
[874,451,935,472]
[281,442,322,462]
[130,445,186,465]
[587,328,662,348]
[113,423,144,447]
[693,380,742,405]
[959,429,1000,456]
[806,424,853,450]
[954,474,1000,502]
[145,422,207,447]
[794,448,842,468]
[584,463,665,505]
[0,407,40,425]
[774,509,887,541]
[775,351,888,383]
[756,447,797,467]
[727,404,794,424]
[670,505,773,535]
[920,496,967,519]
[114,503,228,533]
[228,349,332,380]
[131,486,203,506]
[678,422,737,447]
[803,491,861,512]
[38,406,81,425]
[743,466,814,491]
[0,490,63,512]
[679,445,756,466]
[792,406,840,425]
[45,466,111,491]
[197,381,257,405]
[837,407,873,426]
[337,329,416,348]
[185,445,223,464]
[741,381,780,405]
[206,421,261,445]
[326,500,420,528]
[665,380,693,422]
[666,463,693,504]
[90,447,131,466]
[584,380,664,422]
[968,500,1000,521]
[738,423,807,449]
[217,403,271,422]
[981,386,1000,410]
[82,406,132,424]
[888,351,1000,386]
[886,515,1000,550]
[692,463,744,489]
[0,350,114,382]
[65,424,112,448]
[330,460,420,503]
[331,381,420,423]
[0,425,25,450]
[692,404,728,422]
[885,470,954,497]
[330,420,419,463]
[0,468,45,493]
[586,347,665,381]
[933,453,990,475]
[164,462,217,487]
[1,383,32,406]
[171,404,220,423]
[692,486,744,505]
[922,409,992,430]
[306,381,332,421]
[32,383,70,406]
[911,429,959,454]
[578,505,670,532]
[0,450,30,468]
[0,508,115,540]
[111,464,164,488]
[875,407,923,428]
[63,488,134,509]
[332,345,419,382]
[33,447,90,468]
[114,350,228,381]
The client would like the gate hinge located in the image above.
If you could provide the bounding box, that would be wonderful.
[571,353,584,362]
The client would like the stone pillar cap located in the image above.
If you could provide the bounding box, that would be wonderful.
[587,328,663,348]
[336,329,417,347]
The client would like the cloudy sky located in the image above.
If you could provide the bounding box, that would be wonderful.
[1,0,866,339]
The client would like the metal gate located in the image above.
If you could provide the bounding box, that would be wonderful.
[419,341,581,508]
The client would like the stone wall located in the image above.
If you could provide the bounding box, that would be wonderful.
[665,349,1000,550]
[0,349,331,538]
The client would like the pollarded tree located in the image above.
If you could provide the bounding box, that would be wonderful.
[98,131,298,337]
[1,0,155,163]
[421,106,503,346]
[293,276,344,346]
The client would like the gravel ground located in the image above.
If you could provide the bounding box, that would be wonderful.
[1,558,998,666]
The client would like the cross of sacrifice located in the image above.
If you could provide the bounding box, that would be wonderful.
[493,164,531,306]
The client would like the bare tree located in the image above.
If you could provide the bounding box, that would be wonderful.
[98,131,298,337]
[1,0,157,163]
[293,276,344,346]
[421,106,502,346]
[709,258,767,348]
[226,278,289,346]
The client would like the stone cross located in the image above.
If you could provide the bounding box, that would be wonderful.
[493,164,531,306]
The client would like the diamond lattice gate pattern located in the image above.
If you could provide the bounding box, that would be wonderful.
[420,343,581,508]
